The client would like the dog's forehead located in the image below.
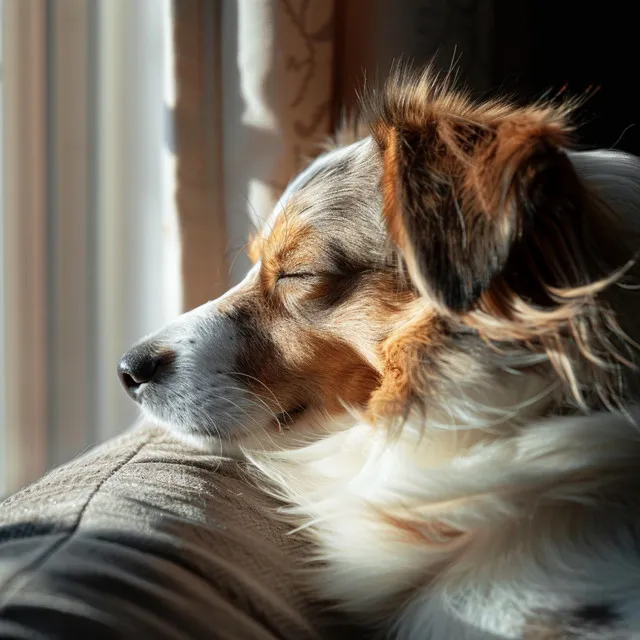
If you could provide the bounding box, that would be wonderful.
[262,137,386,260]
[276,138,375,213]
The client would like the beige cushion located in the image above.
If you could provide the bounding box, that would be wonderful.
[0,424,364,639]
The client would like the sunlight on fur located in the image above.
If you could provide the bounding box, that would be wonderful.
[120,64,640,639]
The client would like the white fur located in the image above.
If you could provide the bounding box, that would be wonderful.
[255,409,640,636]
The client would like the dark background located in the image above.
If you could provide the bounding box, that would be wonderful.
[492,1,638,155]
[336,1,638,157]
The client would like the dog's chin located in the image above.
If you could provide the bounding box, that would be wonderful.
[165,428,244,456]
[137,399,320,455]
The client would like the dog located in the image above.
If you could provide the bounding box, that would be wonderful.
[119,67,640,638]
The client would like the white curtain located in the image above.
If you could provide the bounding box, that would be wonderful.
[221,0,336,285]
[0,0,180,493]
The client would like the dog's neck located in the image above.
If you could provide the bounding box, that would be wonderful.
[249,370,640,620]
[249,363,561,499]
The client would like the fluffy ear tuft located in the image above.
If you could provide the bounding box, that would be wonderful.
[368,68,577,312]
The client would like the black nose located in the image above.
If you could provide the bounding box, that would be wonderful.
[118,343,173,399]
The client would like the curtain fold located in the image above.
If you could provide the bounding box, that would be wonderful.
[222,0,336,285]
[173,0,336,299]
[1,0,178,492]
[173,1,228,308]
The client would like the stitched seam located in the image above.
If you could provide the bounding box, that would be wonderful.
[0,434,154,610]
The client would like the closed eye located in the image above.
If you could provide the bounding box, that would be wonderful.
[277,272,315,281]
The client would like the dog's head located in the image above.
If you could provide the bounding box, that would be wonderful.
[119,69,640,449]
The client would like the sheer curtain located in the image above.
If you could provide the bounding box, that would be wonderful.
[0,0,180,493]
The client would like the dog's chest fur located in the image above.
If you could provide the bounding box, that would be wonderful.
[256,405,640,639]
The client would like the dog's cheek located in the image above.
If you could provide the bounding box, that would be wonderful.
[273,330,380,415]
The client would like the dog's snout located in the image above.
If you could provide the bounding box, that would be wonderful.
[118,343,173,399]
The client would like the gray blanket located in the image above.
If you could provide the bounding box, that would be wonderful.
[0,423,366,639]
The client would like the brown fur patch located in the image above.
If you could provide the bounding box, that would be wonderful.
[377,508,467,548]
[368,308,448,421]
[380,129,409,252]
[231,291,380,423]
[259,211,317,293]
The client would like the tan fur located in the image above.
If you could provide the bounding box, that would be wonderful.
[246,232,261,264]
[367,307,446,421]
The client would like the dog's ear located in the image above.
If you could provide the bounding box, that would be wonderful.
[370,73,577,312]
